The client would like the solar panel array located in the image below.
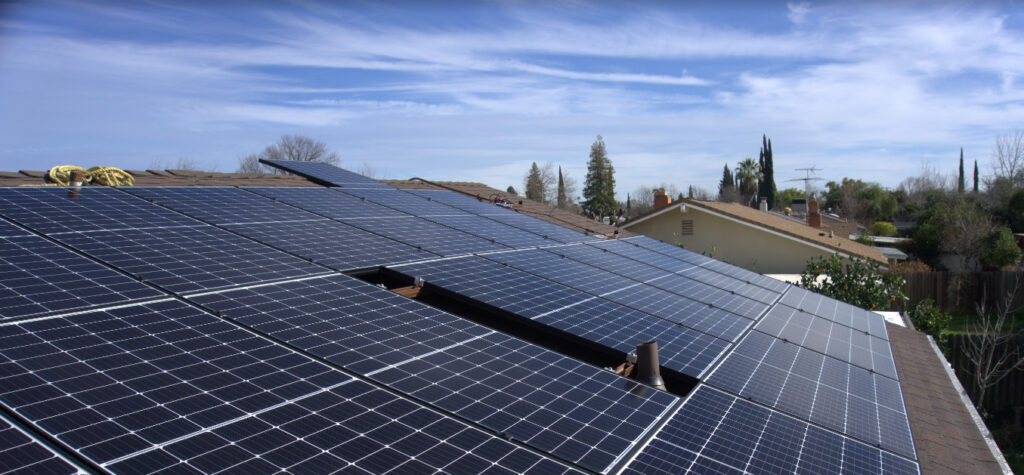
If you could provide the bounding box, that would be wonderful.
[0,161,918,474]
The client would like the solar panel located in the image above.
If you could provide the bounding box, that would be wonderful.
[548,243,672,282]
[188,274,680,473]
[484,212,600,243]
[0,219,30,238]
[426,214,559,248]
[406,189,518,215]
[339,188,469,216]
[756,304,898,379]
[0,187,197,234]
[0,414,83,474]
[618,235,717,266]
[0,299,575,473]
[781,286,890,340]
[52,226,329,294]
[225,220,439,270]
[623,386,919,474]
[627,236,790,293]
[600,284,753,342]
[482,248,637,296]
[244,187,409,219]
[259,159,395,189]
[344,217,509,256]
[0,236,164,319]
[705,331,915,458]
[123,187,323,225]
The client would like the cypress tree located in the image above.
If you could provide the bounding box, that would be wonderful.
[958,148,965,193]
[718,164,735,201]
[973,160,979,192]
[525,162,545,202]
[557,166,567,209]
[759,135,777,209]
[583,135,616,217]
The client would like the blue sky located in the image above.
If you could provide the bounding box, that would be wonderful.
[1,1,1022,199]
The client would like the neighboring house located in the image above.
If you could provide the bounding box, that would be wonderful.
[0,167,1008,474]
[623,198,888,274]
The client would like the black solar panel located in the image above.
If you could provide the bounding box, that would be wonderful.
[549,243,672,282]
[245,187,408,219]
[123,187,323,225]
[344,217,509,256]
[406,189,518,215]
[0,300,576,474]
[705,331,915,458]
[226,220,438,270]
[339,188,469,216]
[188,274,680,473]
[624,386,918,474]
[259,159,395,188]
[52,226,329,294]
[0,187,196,234]
[0,219,30,238]
[781,286,890,340]
[0,414,82,474]
[601,283,753,342]
[484,248,636,295]
[484,212,600,243]
[0,236,163,319]
[426,214,559,248]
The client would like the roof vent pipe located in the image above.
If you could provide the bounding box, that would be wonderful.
[636,341,666,390]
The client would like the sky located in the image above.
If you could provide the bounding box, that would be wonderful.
[1,0,1022,200]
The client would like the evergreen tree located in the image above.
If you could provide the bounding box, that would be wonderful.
[582,135,617,217]
[958,148,965,193]
[759,135,777,209]
[974,160,979,192]
[718,164,736,201]
[557,166,567,209]
[736,158,762,206]
[524,162,545,202]
[506,185,517,195]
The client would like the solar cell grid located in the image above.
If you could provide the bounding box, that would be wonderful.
[0,236,163,319]
[482,248,637,296]
[0,415,82,474]
[548,244,672,282]
[395,256,593,318]
[407,189,518,215]
[0,187,197,235]
[756,304,898,379]
[245,186,409,219]
[225,220,438,270]
[484,213,599,243]
[601,284,753,342]
[123,187,323,225]
[623,386,919,475]
[0,300,575,474]
[339,188,468,216]
[426,214,557,248]
[259,159,394,188]
[344,216,509,256]
[781,286,890,340]
[53,226,328,294]
[536,299,730,378]
[705,331,916,458]
[189,273,679,473]
[0,219,30,238]
[588,239,699,273]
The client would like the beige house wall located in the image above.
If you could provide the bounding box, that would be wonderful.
[626,206,841,274]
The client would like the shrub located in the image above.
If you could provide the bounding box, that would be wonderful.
[980,226,1022,269]
[798,254,906,311]
[871,221,898,237]
[891,260,933,274]
[906,299,950,337]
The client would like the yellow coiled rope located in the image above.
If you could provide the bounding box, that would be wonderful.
[46,166,135,186]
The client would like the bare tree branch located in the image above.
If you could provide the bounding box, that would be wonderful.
[962,272,1024,411]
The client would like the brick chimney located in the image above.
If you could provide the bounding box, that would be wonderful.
[807,198,821,228]
[653,190,672,210]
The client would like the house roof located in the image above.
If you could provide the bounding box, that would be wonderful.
[0,166,1003,473]
[626,199,888,265]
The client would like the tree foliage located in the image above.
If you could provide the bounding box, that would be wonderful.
[980,226,1022,269]
[907,299,951,339]
[993,129,1024,188]
[506,185,517,195]
[557,167,567,209]
[718,164,737,202]
[582,135,617,217]
[798,254,906,311]
[958,148,966,193]
[758,135,777,209]
[734,158,760,206]
[524,162,545,202]
[238,135,340,174]
[775,187,804,210]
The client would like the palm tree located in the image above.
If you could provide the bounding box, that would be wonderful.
[735,158,761,206]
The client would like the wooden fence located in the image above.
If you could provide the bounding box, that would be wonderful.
[944,334,1024,414]
[898,271,1024,313]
